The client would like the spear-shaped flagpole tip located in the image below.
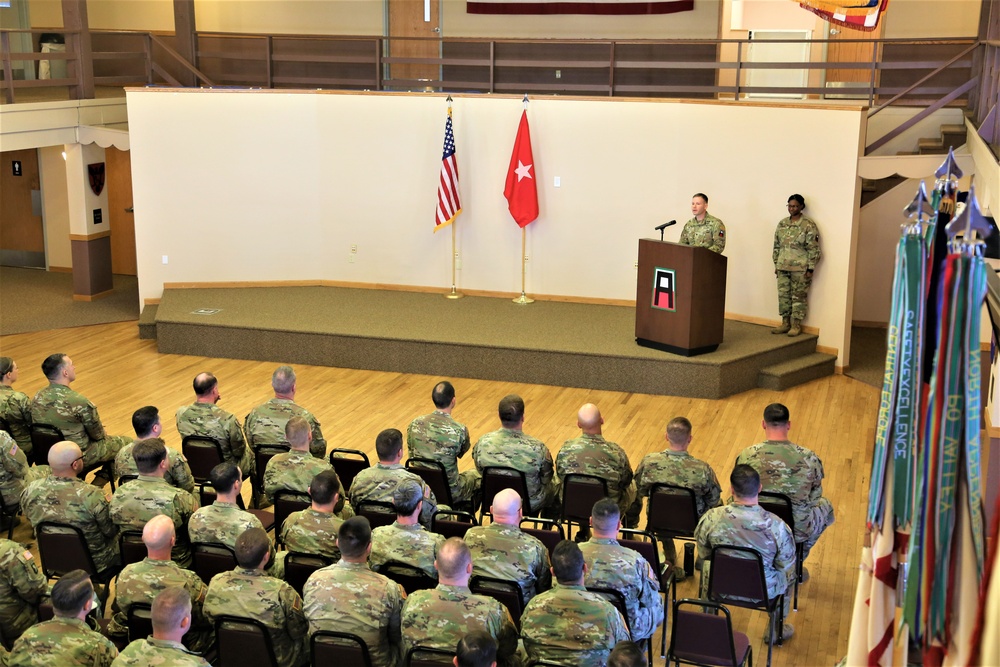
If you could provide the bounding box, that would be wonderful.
[446,94,453,103]
[902,181,932,234]
[946,184,992,248]
[522,94,529,109]
[934,147,963,182]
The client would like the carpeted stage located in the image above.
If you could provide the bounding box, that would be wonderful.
[148,285,836,399]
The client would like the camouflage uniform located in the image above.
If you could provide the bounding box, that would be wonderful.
[204,567,309,667]
[263,449,332,504]
[187,501,283,579]
[0,386,31,452]
[6,616,118,667]
[369,521,445,579]
[401,584,520,667]
[175,402,255,479]
[580,537,663,641]
[556,433,637,519]
[773,215,821,321]
[112,637,210,667]
[0,539,47,642]
[694,502,796,603]
[281,508,342,561]
[107,558,212,654]
[0,431,46,509]
[29,383,130,471]
[633,449,722,564]
[406,410,479,504]
[520,582,630,667]
[736,440,834,559]
[244,398,326,460]
[472,428,556,516]
[114,440,195,493]
[303,560,404,667]
[109,476,199,568]
[349,463,439,527]
[679,214,726,253]
[464,522,550,602]
[20,475,120,573]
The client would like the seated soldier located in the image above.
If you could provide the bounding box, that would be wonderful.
[6,570,118,667]
[608,640,646,667]
[282,470,344,562]
[0,537,47,645]
[107,515,212,654]
[1,430,46,527]
[175,372,255,481]
[112,586,210,666]
[115,406,194,492]
[263,416,346,515]
[369,479,445,579]
[0,357,31,452]
[350,428,439,527]
[303,517,405,667]
[204,527,308,667]
[456,631,499,667]
[244,365,326,459]
[109,439,199,568]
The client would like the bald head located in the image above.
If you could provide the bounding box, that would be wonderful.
[49,441,82,473]
[577,403,603,434]
[143,515,176,559]
[490,488,522,525]
[436,537,472,583]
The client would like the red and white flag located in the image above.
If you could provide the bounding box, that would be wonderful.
[504,110,539,228]
[435,106,462,231]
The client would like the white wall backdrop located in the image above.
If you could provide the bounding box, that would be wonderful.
[126,89,865,364]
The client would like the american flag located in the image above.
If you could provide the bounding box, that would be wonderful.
[435,108,462,231]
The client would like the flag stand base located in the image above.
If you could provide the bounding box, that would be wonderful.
[445,287,464,300]
[513,293,534,305]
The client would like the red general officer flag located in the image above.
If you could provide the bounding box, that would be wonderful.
[504,110,538,228]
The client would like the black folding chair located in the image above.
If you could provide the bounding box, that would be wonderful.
[560,473,609,541]
[519,517,565,559]
[470,575,526,628]
[406,645,455,666]
[430,509,478,539]
[311,630,373,667]
[273,490,310,546]
[480,466,532,520]
[329,449,370,498]
[758,491,805,611]
[377,560,437,594]
[356,500,397,530]
[214,615,279,667]
[253,444,289,508]
[284,552,334,596]
[35,521,118,614]
[0,492,20,540]
[119,530,146,568]
[668,598,753,667]
[405,458,454,507]
[191,542,238,585]
[126,602,153,642]
[182,434,225,501]
[586,586,631,634]
[29,423,63,468]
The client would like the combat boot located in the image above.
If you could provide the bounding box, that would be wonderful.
[787,319,802,336]
[771,317,791,334]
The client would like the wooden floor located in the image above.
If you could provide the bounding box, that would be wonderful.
[0,320,880,666]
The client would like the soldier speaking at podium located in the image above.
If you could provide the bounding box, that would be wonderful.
[678,193,725,253]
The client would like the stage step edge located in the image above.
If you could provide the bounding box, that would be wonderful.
[138,305,158,340]
[757,352,837,391]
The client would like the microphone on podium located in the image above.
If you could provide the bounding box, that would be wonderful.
[655,219,676,241]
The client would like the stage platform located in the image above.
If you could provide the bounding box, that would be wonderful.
[147,285,835,399]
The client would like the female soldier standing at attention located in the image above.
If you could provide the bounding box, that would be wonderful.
[772,194,821,337]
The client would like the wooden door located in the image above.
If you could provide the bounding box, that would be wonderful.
[0,149,44,268]
[106,147,137,275]
[825,21,883,86]
[387,0,441,89]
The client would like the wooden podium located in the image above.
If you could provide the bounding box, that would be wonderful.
[634,239,727,356]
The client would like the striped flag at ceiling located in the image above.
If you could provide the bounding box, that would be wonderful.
[797,0,890,31]
[435,104,462,232]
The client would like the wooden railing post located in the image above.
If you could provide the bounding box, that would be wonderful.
[144,32,153,84]
[0,32,14,103]
[266,35,274,88]
[62,0,94,99]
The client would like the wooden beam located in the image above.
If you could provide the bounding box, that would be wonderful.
[61,0,94,99]
[173,0,198,87]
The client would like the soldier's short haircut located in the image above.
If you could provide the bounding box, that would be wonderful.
[551,540,585,584]
[210,461,241,492]
[50,570,94,617]
[608,640,646,667]
[193,372,217,396]
[456,630,498,667]
[763,403,790,426]
[285,415,311,447]
[235,527,270,568]
[41,353,68,381]
[0,357,14,377]
[131,405,160,439]
[731,464,761,499]
[788,193,806,208]
[431,381,455,409]
[272,365,296,394]
[591,498,620,532]
[133,437,168,474]
[498,394,525,427]
[338,516,372,559]
[693,192,709,204]
[436,537,471,579]
[375,428,404,461]
[309,470,341,505]
[666,417,692,444]
[151,587,191,633]
[393,479,423,516]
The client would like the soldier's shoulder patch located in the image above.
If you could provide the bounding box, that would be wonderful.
[19,550,33,562]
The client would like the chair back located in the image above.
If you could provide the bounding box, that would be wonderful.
[182,435,225,484]
[481,467,532,518]
[311,630,373,667]
[329,448,370,497]
[669,598,751,667]
[707,545,771,610]
[253,444,290,498]
[646,483,700,537]
[120,530,146,568]
[284,552,333,596]
[405,458,453,507]
[430,510,478,539]
[377,560,437,594]
[118,474,139,486]
[405,646,455,666]
[619,528,667,585]
[36,521,100,578]
[470,575,526,628]
[0,416,12,438]
[29,423,64,467]
[273,490,310,545]
[560,473,609,526]
[215,615,279,667]
[356,500,397,530]
[192,542,238,585]
[519,517,565,559]
[126,602,153,643]
[758,492,796,532]
[586,586,631,633]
